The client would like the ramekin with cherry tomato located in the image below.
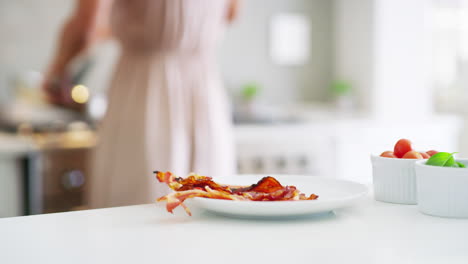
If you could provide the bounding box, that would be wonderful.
[380,139,438,159]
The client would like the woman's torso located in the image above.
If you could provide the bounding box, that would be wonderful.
[110,0,229,55]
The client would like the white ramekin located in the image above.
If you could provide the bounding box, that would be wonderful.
[371,155,420,204]
[415,159,468,218]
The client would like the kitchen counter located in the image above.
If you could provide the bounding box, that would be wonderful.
[1,195,468,264]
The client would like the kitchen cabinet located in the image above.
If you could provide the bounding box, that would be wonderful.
[235,114,462,183]
[235,123,335,176]
[0,155,23,217]
[0,134,37,217]
[1,114,460,217]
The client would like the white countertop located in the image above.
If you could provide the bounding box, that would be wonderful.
[1,196,468,264]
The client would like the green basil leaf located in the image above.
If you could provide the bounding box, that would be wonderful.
[426,152,456,167]
[456,162,466,168]
[445,156,456,167]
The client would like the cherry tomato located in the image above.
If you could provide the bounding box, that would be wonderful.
[426,150,438,157]
[380,151,397,158]
[402,150,423,159]
[420,152,430,159]
[394,139,413,158]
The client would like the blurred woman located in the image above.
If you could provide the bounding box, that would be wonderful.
[43,0,239,208]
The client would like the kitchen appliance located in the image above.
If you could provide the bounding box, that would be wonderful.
[0,127,96,217]
[39,145,92,213]
[33,126,96,213]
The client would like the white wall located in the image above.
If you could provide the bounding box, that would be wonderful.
[333,0,375,112]
[334,0,434,120]
[0,0,334,106]
[220,0,334,104]
[0,0,73,102]
[372,0,434,121]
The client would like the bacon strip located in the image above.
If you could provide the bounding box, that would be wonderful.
[155,171,318,215]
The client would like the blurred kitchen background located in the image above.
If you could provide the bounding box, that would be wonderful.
[1,0,468,217]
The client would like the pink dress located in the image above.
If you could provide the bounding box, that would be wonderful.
[89,0,235,208]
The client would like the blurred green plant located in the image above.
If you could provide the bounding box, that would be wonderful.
[330,80,352,96]
[241,82,260,101]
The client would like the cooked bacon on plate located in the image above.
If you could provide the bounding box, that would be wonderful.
[155,171,318,216]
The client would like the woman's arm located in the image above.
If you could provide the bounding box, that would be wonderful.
[43,0,113,105]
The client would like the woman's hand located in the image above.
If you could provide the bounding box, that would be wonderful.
[42,71,71,106]
[42,0,112,110]
[42,72,86,112]
[226,0,240,23]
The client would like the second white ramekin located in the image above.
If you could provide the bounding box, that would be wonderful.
[415,159,468,218]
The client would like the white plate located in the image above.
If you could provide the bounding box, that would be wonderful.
[191,175,368,218]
